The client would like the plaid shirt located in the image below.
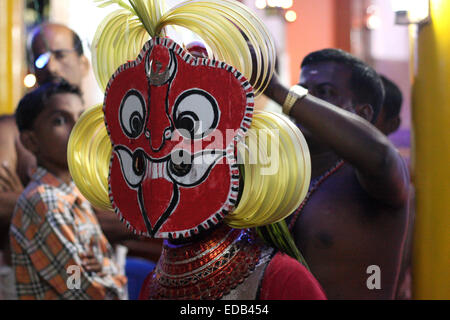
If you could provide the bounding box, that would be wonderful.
[10,167,127,300]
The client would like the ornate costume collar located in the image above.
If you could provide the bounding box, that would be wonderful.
[145,224,263,299]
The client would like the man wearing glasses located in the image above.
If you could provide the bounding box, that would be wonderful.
[0,23,90,299]
[1,23,161,300]
[29,23,90,88]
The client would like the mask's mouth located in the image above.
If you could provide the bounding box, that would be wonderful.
[115,146,226,187]
[114,145,227,235]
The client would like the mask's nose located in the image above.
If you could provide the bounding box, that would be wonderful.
[140,162,177,237]
[147,85,173,152]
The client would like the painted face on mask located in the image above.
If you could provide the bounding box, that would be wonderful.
[104,38,254,239]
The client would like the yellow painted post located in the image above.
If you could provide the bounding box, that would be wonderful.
[411,0,450,299]
[0,0,25,115]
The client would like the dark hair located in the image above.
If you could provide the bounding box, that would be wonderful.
[380,75,402,120]
[72,30,84,56]
[15,80,82,132]
[301,48,385,123]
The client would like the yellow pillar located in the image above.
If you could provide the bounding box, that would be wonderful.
[0,0,25,115]
[411,0,450,299]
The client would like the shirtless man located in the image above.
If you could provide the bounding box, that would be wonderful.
[264,49,410,299]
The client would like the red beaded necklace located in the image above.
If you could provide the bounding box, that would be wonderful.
[288,160,345,231]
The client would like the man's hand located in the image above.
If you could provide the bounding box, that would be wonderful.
[0,161,24,193]
[81,253,104,274]
[80,245,106,277]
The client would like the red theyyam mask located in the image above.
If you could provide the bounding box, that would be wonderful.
[104,38,254,239]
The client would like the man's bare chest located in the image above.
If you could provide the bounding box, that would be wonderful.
[291,167,389,249]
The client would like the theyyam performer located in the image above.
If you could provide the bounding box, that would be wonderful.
[68,0,326,300]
